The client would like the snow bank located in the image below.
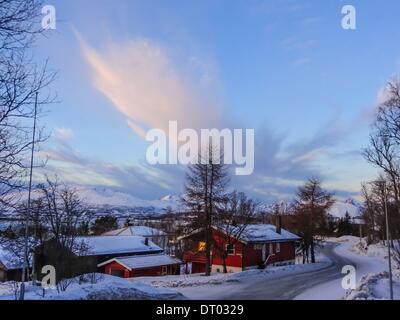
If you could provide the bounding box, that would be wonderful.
[133,261,332,289]
[0,274,185,300]
[295,236,392,300]
[346,270,400,300]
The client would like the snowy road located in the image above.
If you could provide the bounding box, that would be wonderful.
[225,243,352,300]
[175,242,370,300]
[142,237,388,300]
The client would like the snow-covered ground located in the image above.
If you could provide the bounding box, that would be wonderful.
[296,236,398,300]
[132,236,398,300]
[345,270,400,300]
[1,236,396,300]
[0,274,184,300]
[131,255,331,300]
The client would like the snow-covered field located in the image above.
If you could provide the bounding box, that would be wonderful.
[0,274,184,300]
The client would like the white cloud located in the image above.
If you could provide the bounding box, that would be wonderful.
[80,37,223,138]
[54,127,74,141]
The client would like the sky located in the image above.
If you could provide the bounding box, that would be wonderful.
[31,0,400,202]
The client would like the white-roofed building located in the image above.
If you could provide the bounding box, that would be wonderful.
[35,235,164,280]
[98,254,182,278]
[102,226,169,251]
[75,235,162,257]
[179,224,301,274]
[0,242,31,282]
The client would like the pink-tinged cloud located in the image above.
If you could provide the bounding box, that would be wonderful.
[79,37,223,137]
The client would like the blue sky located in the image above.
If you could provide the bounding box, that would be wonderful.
[33,0,400,201]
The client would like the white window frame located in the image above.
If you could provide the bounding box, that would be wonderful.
[226,244,235,256]
[276,242,281,253]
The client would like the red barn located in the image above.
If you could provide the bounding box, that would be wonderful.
[180,224,300,273]
[98,254,182,278]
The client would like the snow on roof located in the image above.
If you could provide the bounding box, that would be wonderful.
[178,224,301,243]
[0,243,30,270]
[75,236,162,256]
[102,226,166,237]
[98,254,182,270]
[219,224,301,243]
[0,245,14,270]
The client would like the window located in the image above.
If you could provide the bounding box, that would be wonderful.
[226,244,235,255]
[198,241,206,252]
[269,243,274,254]
[254,244,263,250]
[162,266,168,275]
[276,242,281,253]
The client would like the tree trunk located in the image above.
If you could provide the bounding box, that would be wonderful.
[310,240,316,263]
[223,253,228,273]
[205,225,212,276]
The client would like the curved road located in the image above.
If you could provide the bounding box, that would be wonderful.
[224,243,356,300]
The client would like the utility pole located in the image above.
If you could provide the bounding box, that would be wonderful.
[382,181,394,300]
[19,92,38,300]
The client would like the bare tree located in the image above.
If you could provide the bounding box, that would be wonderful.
[360,180,389,244]
[0,0,43,53]
[214,191,257,273]
[181,146,230,276]
[35,177,93,290]
[363,126,400,214]
[363,78,400,255]
[0,0,55,212]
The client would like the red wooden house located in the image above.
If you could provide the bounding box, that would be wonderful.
[179,224,300,273]
[98,254,182,278]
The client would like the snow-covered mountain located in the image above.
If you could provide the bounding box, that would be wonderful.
[75,187,181,217]
[328,198,361,220]
[257,198,362,221]
[1,187,181,218]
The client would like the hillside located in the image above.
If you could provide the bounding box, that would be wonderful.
[328,199,361,220]
[1,187,181,219]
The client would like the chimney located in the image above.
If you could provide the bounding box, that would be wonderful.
[276,215,282,234]
[144,237,149,246]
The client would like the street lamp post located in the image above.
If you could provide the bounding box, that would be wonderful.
[382,182,394,300]
[19,92,38,300]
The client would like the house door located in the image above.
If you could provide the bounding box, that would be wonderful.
[110,269,125,278]
[262,244,266,261]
